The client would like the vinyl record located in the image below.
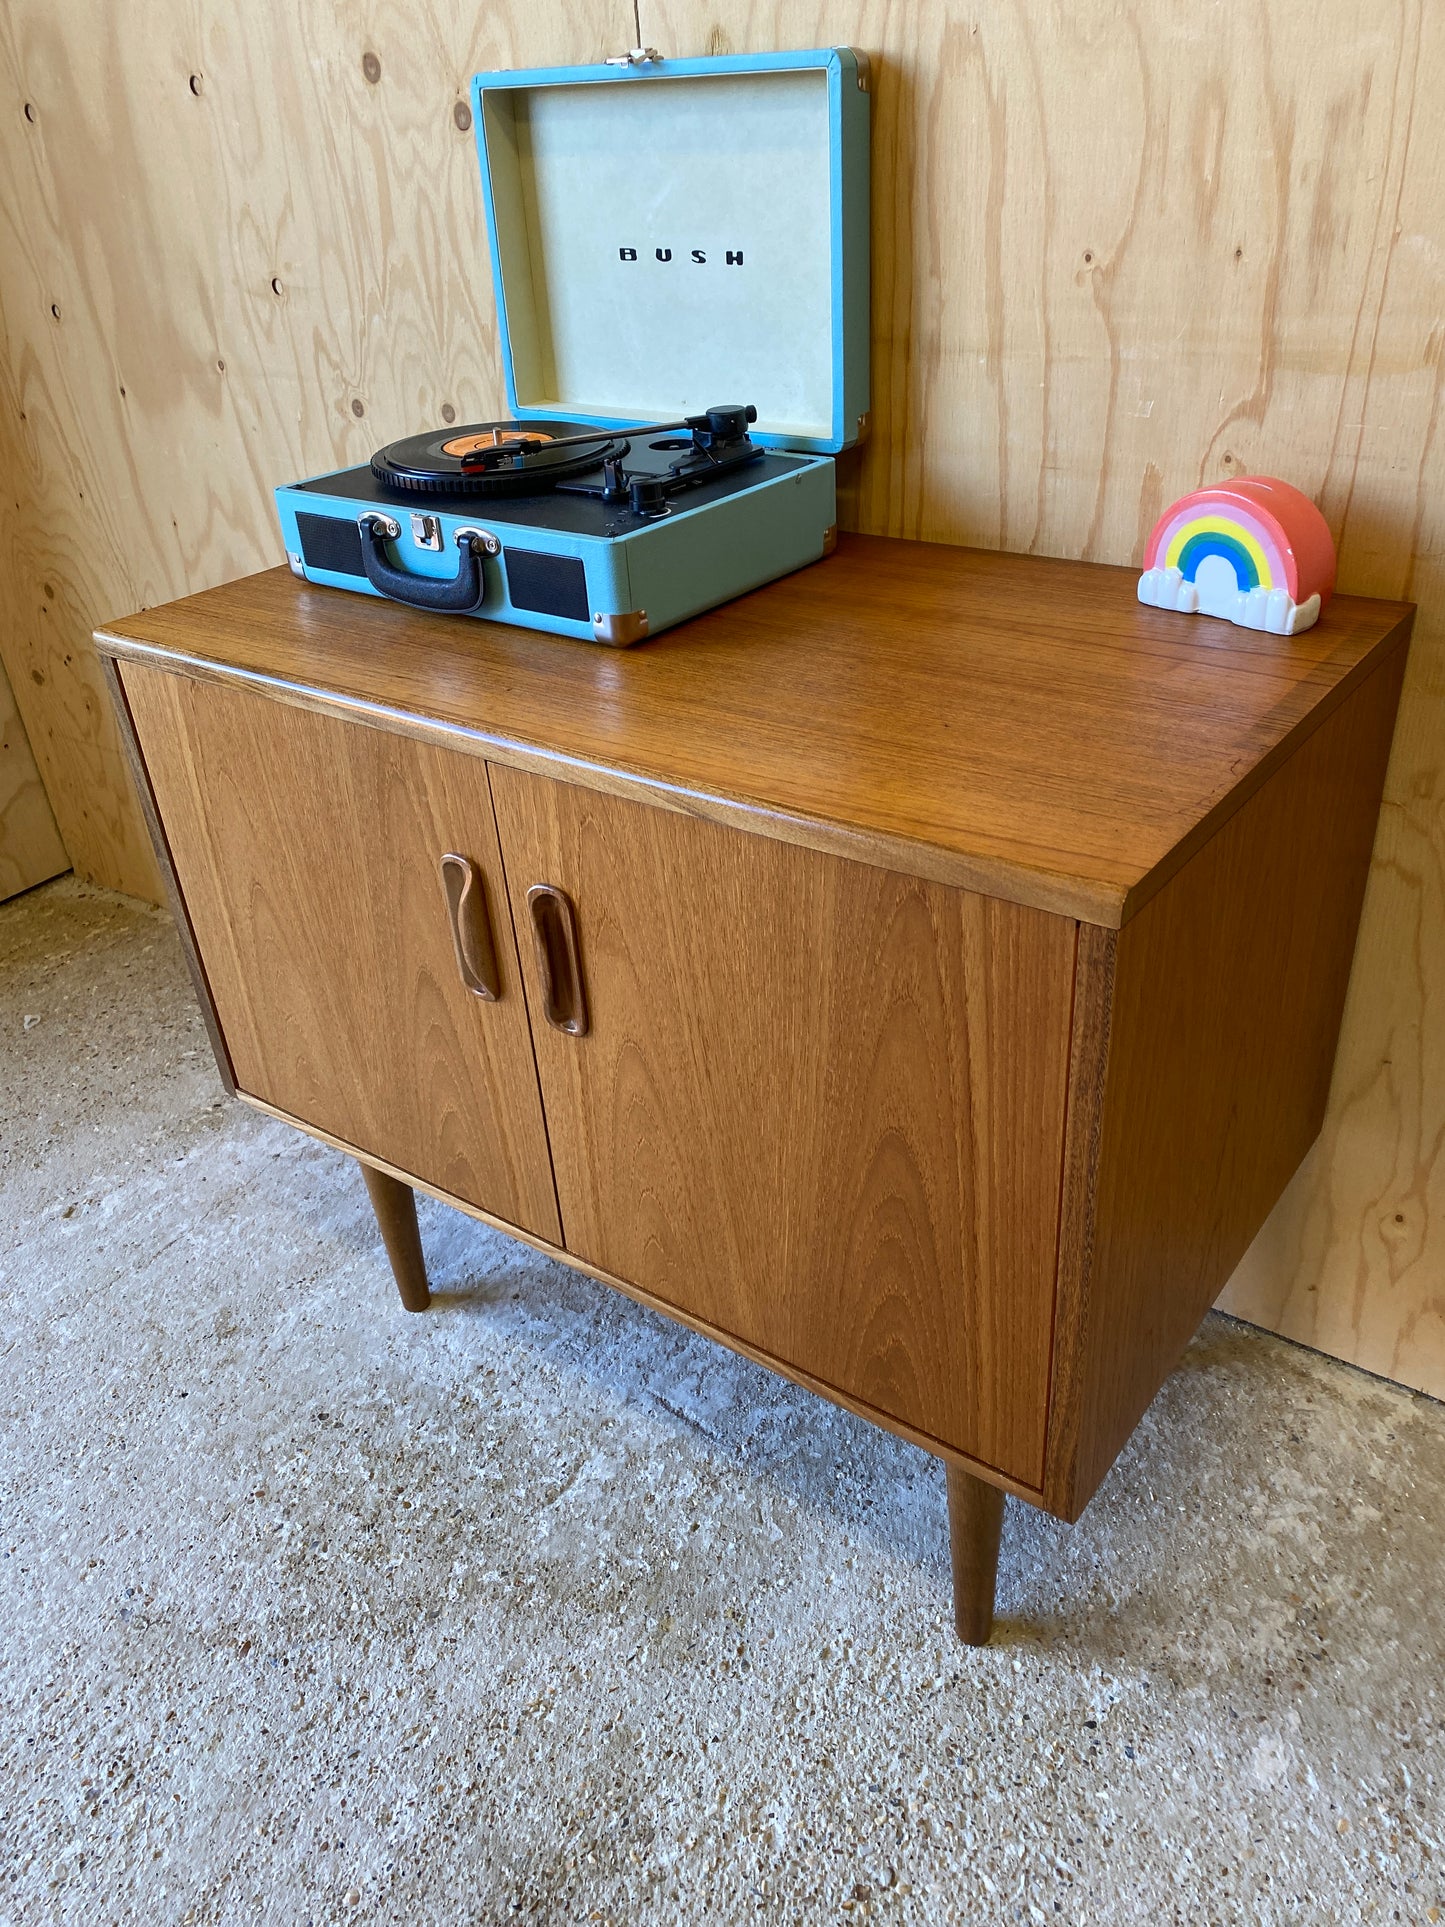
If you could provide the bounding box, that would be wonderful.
[370,419,627,497]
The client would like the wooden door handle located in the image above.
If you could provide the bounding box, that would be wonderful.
[439,853,500,1000]
[527,883,588,1036]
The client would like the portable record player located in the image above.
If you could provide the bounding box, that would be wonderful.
[274,46,870,644]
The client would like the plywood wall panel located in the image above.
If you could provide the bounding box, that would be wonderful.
[637,0,1445,1401]
[1,0,1442,1397]
[1217,21,1445,1391]
[0,0,630,894]
[0,651,66,900]
[641,0,1429,556]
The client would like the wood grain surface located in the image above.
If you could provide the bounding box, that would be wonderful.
[632,5,1445,1398]
[236,1086,1052,1507]
[0,653,66,900]
[94,547,1411,929]
[120,661,561,1242]
[488,761,1076,1487]
[1046,642,1409,1517]
[3,0,1441,1391]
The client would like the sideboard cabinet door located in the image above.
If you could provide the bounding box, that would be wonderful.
[489,766,1076,1487]
[121,666,560,1242]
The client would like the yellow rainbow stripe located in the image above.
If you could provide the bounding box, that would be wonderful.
[1164,514,1274,588]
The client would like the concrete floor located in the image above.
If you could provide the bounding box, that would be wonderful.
[2,877,1443,1926]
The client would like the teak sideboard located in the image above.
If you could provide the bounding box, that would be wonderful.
[95,536,1411,1644]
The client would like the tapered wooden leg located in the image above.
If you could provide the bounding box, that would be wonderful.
[946,1464,1006,1645]
[359,1162,431,1312]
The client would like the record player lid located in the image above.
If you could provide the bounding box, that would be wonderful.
[470,48,869,455]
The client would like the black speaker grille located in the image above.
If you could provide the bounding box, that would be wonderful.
[296,512,365,579]
[503,548,589,624]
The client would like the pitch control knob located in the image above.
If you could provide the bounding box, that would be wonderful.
[628,477,670,518]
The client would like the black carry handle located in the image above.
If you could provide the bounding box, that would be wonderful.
[358,516,487,614]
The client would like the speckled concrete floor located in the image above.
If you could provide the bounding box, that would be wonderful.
[2,877,1443,1926]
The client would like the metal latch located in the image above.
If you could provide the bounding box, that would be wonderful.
[605,47,663,66]
[410,512,444,552]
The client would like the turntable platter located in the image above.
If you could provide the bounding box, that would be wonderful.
[371,419,628,497]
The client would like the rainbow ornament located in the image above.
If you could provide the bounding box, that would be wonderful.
[1137,477,1336,636]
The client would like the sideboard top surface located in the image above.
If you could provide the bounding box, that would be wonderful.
[96,533,1412,927]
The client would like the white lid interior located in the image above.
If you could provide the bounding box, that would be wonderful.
[481,68,836,442]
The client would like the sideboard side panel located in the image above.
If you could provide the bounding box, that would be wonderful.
[1048,640,1411,1517]
[99,653,237,1095]
[1038,920,1116,1517]
[489,763,1076,1487]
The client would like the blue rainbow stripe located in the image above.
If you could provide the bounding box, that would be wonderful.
[1174,530,1262,590]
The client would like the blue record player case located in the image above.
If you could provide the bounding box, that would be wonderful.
[274,47,870,643]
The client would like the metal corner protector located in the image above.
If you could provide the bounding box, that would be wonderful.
[591,609,650,647]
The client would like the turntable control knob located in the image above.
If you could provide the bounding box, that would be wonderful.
[628,476,670,518]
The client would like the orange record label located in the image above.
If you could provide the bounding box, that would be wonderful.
[442,427,553,456]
